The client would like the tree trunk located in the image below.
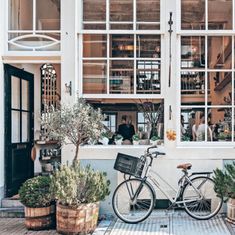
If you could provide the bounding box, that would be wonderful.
[73,144,79,165]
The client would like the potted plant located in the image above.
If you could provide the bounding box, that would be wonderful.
[115,134,123,145]
[51,164,110,234]
[150,135,160,145]
[213,162,235,223]
[19,176,55,230]
[133,134,140,145]
[99,132,110,145]
[41,98,104,164]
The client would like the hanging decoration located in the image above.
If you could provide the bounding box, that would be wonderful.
[168,12,173,87]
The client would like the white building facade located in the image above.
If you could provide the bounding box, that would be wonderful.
[0,0,235,213]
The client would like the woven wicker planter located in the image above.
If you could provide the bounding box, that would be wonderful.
[56,202,99,235]
[25,204,56,230]
[227,198,235,223]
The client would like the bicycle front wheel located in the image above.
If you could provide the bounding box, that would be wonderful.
[112,178,155,223]
[182,176,223,220]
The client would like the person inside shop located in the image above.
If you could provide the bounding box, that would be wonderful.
[192,111,212,141]
[117,115,135,143]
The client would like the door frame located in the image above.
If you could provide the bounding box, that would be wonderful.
[4,64,34,197]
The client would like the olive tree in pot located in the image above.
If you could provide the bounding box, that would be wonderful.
[213,162,235,223]
[41,98,104,164]
[50,164,110,234]
[19,176,55,230]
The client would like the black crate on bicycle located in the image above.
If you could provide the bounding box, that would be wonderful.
[114,153,145,177]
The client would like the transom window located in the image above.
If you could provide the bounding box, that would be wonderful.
[8,0,61,51]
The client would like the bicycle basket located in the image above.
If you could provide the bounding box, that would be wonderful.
[114,153,146,177]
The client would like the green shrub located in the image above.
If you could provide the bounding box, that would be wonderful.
[133,134,140,141]
[19,176,52,208]
[213,162,235,200]
[50,164,110,207]
[150,136,159,141]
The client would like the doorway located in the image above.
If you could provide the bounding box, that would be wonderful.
[4,64,34,197]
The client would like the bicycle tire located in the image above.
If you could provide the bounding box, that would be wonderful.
[182,176,223,220]
[112,178,155,223]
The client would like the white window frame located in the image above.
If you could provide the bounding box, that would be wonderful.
[176,0,235,147]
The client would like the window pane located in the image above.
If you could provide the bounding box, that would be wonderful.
[110,0,133,29]
[136,0,160,30]
[181,0,205,30]
[137,35,161,58]
[36,0,60,30]
[181,72,205,106]
[83,35,107,58]
[181,108,205,142]
[208,72,232,106]
[181,36,205,69]
[83,0,106,21]
[83,60,107,94]
[208,36,232,69]
[110,60,134,94]
[137,61,161,94]
[22,112,29,142]
[208,0,232,30]
[22,80,29,110]
[111,35,134,58]
[9,0,33,30]
[11,76,20,109]
[12,111,20,143]
[208,108,232,141]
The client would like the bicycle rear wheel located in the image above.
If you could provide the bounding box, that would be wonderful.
[182,176,223,220]
[112,178,155,223]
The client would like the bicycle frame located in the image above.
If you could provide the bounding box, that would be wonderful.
[145,168,206,206]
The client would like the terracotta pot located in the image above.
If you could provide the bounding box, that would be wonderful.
[227,198,235,222]
[25,204,55,230]
[56,202,99,235]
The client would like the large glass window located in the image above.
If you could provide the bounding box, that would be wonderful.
[180,1,234,144]
[8,0,60,51]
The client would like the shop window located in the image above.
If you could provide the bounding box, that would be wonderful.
[83,0,106,29]
[109,60,134,94]
[136,0,160,30]
[83,60,107,94]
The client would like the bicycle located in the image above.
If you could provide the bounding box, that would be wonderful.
[112,145,223,224]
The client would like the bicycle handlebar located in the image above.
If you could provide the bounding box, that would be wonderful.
[146,145,158,153]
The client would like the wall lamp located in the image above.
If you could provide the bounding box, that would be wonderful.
[65,81,72,96]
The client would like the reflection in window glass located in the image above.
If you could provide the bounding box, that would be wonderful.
[83,0,106,21]
[9,0,33,30]
[181,0,205,30]
[181,108,206,142]
[136,0,160,30]
[36,0,60,30]
[11,76,20,109]
[208,0,232,30]
[111,35,134,58]
[208,108,232,142]
[110,60,134,94]
[137,35,161,58]
[83,60,107,94]
[12,111,21,143]
[22,112,29,142]
[208,36,232,69]
[137,61,161,94]
[207,72,232,106]
[83,35,107,58]
[181,36,205,69]
[181,72,205,106]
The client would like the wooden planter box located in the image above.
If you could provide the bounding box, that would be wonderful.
[25,204,56,230]
[56,202,99,235]
[227,198,235,223]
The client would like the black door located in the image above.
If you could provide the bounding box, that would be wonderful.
[4,64,34,197]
